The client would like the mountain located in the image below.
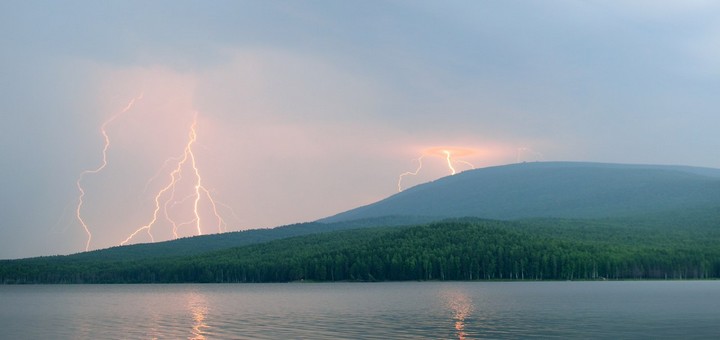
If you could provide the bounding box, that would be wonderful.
[36,216,437,261]
[15,161,720,262]
[5,161,720,283]
[5,215,720,283]
[321,162,720,223]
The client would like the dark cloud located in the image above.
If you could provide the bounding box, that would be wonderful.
[1,1,719,258]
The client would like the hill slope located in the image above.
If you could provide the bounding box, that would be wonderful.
[14,161,720,262]
[4,161,720,282]
[30,216,437,261]
[4,216,720,283]
[322,162,720,223]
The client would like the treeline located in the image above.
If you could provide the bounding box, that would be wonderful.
[2,218,720,283]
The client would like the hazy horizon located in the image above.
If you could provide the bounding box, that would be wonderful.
[2,1,719,258]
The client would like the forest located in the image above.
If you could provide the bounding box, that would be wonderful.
[2,215,719,284]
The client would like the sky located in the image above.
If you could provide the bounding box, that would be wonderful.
[1,0,719,258]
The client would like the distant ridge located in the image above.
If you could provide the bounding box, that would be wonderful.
[5,161,720,283]
[8,161,720,262]
[321,161,720,223]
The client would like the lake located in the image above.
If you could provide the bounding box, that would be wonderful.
[1,281,718,339]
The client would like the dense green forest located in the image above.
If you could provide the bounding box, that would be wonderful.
[59,215,438,262]
[3,216,720,283]
[5,162,720,284]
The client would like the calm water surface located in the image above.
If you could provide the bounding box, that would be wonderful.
[1,281,719,339]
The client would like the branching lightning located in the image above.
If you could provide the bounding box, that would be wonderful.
[456,160,476,171]
[397,156,424,192]
[121,114,227,246]
[75,94,144,251]
[441,149,475,175]
[397,148,476,192]
[73,94,235,252]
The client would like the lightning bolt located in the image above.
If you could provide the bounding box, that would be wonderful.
[397,156,424,192]
[214,199,240,232]
[456,160,475,171]
[397,147,476,192]
[442,150,457,175]
[141,155,183,196]
[75,94,143,251]
[442,150,475,175]
[121,114,227,245]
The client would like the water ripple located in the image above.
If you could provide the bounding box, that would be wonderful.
[1,282,719,339]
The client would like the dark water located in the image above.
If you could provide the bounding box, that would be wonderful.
[1,281,719,339]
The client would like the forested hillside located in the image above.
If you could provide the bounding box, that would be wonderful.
[55,216,437,262]
[3,215,719,283]
[323,162,720,222]
[5,162,720,284]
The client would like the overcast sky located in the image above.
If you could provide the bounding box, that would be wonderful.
[1,0,719,258]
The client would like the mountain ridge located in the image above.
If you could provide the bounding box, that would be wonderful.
[4,161,720,282]
[7,161,720,262]
[321,161,720,223]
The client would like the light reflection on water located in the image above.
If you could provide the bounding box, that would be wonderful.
[187,291,210,340]
[1,281,720,339]
[439,289,474,339]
